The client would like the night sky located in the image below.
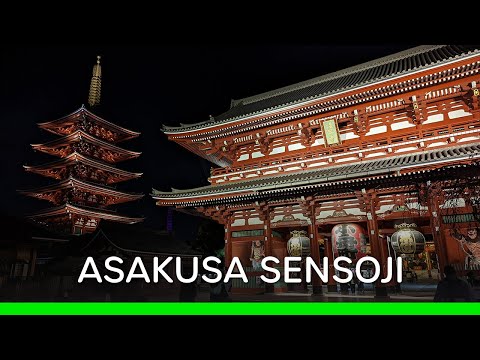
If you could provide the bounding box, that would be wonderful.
[1,44,416,241]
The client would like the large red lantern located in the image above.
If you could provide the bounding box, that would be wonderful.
[331,223,368,260]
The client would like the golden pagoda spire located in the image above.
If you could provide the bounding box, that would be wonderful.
[88,55,102,107]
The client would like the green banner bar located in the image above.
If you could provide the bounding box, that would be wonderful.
[0,302,479,315]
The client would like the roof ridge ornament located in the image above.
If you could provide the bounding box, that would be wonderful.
[88,55,102,107]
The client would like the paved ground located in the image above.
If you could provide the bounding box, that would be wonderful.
[4,282,479,302]
[185,282,480,302]
[177,283,438,302]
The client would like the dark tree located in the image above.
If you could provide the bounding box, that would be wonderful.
[192,219,225,256]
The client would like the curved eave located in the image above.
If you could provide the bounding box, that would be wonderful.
[37,106,140,140]
[151,189,254,202]
[162,120,214,132]
[31,130,141,158]
[171,140,231,167]
[98,234,201,257]
[161,46,480,136]
[151,143,480,205]
[18,177,73,195]
[28,203,144,224]
[19,176,144,201]
[151,170,422,206]
[24,152,143,179]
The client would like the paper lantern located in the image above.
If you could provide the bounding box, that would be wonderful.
[331,223,368,259]
[391,223,425,256]
[287,230,310,257]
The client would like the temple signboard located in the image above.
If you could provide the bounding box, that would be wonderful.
[321,118,341,146]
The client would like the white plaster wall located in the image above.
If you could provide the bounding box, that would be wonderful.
[458,136,480,143]
[336,156,358,163]
[396,146,419,153]
[365,125,387,136]
[376,204,393,214]
[422,113,444,125]
[365,152,386,158]
[248,217,264,225]
[449,109,471,119]
[341,132,359,141]
[231,218,246,227]
[344,208,364,215]
[426,141,448,148]
[264,170,279,175]
[391,120,416,130]
[292,213,310,222]
[269,146,286,155]
[285,166,302,172]
[317,210,335,219]
[308,161,329,168]
[251,151,264,159]
[311,138,325,147]
[271,215,286,223]
[288,143,306,151]
[237,154,249,161]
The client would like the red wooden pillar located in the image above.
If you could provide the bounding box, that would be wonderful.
[309,210,323,294]
[264,206,273,257]
[429,193,447,280]
[366,191,389,298]
[379,232,395,289]
[324,228,337,293]
[263,205,274,293]
[224,214,233,268]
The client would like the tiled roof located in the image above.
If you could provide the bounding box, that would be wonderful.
[18,176,143,200]
[31,130,141,158]
[24,152,143,179]
[152,143,480,199]
[163,45,480,132]
[38,106,140,141]
[94,223,203,256]
[28,203,143,224]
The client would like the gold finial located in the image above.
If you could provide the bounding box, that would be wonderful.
[88,55,102,107]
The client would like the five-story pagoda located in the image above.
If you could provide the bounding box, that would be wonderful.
[20,56,144,235]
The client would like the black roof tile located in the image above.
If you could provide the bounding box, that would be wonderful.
[152,143,480,199]
[164,45,480,133]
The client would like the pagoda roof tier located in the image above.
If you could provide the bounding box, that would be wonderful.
[18,176,144,205]
[152,143,480,206]
[24,152,142,184]
[38,105,140,143]
[27,203,144,225]
[31,130,141,163]
[163,45,480,135]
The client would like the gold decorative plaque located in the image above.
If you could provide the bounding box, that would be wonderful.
[321,118,341,146]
